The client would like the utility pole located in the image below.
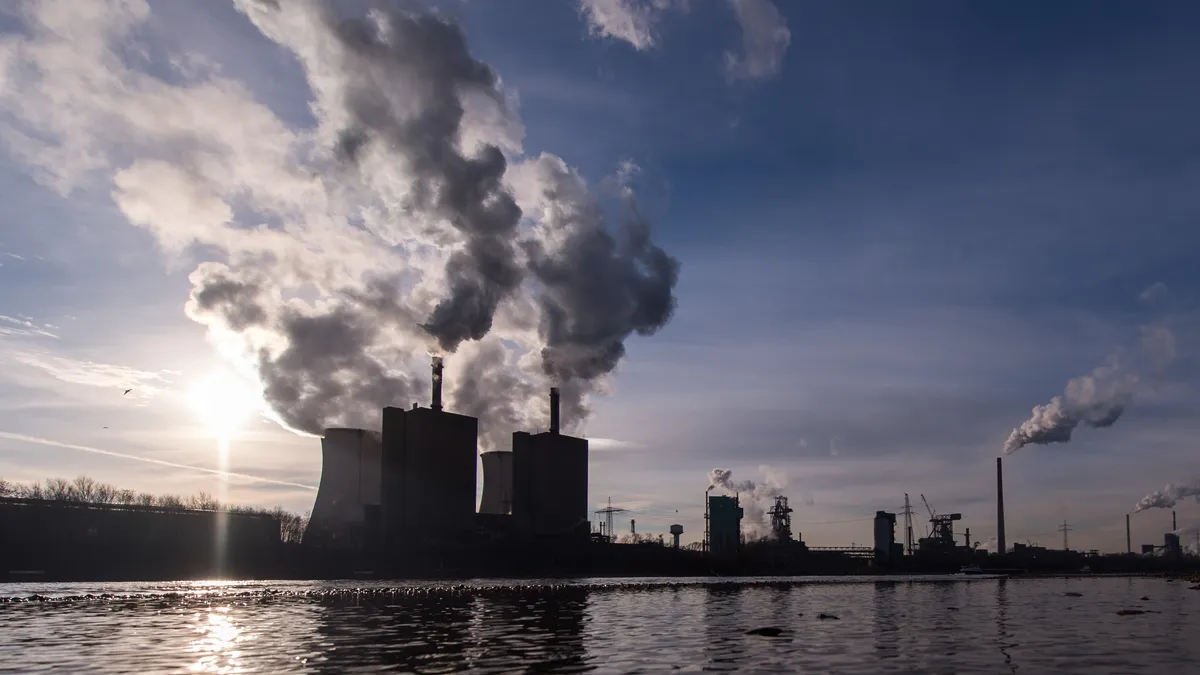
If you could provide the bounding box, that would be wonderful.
[596,497,627,544]
[1059,520,1072,551]
[902,494,915,555]
[964,528,971,549]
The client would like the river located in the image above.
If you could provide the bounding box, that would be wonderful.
[1,576,1196,673]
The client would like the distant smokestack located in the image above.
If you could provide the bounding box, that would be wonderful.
[996,457,1006,556]
[431,356,443,411]
[1173,510,1177,531]
[1126,513,1131,554]
[549,387,560,434]
[631,518,636,535]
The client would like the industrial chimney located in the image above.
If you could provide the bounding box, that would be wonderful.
[549,387,561,434]
[1173,510,1177,531]
[431,356,443,411]
[1126,513,1131,554]
[996,457,1006,557]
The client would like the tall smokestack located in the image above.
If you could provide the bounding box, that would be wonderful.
[1173,510,1177,531]
[431,356,443,411]
[549,387,560,434]
[996,457,1006,556]
[1126,513,1131,553]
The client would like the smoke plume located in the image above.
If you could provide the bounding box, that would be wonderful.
[0,0,679,447]
[1002,325,1175,455]
[1133,481,1200,513]
[708,466,787,539]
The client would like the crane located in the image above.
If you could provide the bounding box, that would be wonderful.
[917,493,961,550]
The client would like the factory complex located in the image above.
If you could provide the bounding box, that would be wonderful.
[3,356,1198,581]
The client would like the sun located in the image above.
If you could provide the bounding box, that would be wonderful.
[188,371,262,438]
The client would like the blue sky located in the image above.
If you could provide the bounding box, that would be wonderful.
[1,0,1198,552]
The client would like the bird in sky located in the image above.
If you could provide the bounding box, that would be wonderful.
[122,389,132,396]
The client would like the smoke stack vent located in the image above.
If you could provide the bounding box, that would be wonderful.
[431,356,443,411]
[1126,513,1131,554]
[549,387,560,434]
[1173,510,1177,531]
[996,457,1006,556]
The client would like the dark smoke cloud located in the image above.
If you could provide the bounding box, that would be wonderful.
[520,155,679,410]
[186,262,414,435]
[1134,481,1200,513]
[447,340,539,451]
[323,6,524,353]
[1003,325,1175,455]
[1,0,682,444]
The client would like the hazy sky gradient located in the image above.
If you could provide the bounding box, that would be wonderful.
[2,0,1198,552]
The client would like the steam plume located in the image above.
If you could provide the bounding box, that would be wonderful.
[0,0,679,447]
[708,466,787,539]
[1002,325,1175,454]
[1133,482,1200,513]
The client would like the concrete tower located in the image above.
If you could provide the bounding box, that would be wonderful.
[305,428,382,548]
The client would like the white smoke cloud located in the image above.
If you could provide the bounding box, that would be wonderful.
[0,0,679,449]
[708,465,787,539]
[1002,324,1175,454]
[1134,481,1200,513]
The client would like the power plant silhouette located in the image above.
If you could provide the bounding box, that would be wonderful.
[305,356,589,569]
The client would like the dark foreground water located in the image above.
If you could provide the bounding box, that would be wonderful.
[2,576,1197,673]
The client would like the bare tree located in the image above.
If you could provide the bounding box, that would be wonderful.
[94,482,118,504]
[45,477,72,501]
[4,475,307,544]
[71,475,97,502]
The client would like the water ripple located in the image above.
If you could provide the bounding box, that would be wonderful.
[1,576,1197,673]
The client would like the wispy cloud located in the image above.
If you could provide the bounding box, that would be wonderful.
[588,436,641,450]
[11,351,174,399]
[578,0,678,51]
[0,314,58,339]
[0,431,316,491]
[724,0,790,82]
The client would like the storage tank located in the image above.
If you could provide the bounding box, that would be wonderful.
[305,428,382,548]
[512,388,589,537]
[479,451,513,515]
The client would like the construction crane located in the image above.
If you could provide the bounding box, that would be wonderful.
[917,493,962,552]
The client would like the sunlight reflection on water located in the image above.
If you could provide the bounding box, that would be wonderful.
[1,576,1198,673]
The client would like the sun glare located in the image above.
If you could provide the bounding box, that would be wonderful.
[189,372,262,438]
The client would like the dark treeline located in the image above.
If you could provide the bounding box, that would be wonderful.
[0,474,308,543]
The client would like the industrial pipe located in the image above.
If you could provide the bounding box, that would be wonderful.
[549,387,560,434]
[431,356,443,411]
[996,457,1006,556]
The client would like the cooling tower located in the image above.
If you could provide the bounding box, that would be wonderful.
[479,451,513,515]
[305,428,382,548]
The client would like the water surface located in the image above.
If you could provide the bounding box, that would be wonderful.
[2,576,1196,673]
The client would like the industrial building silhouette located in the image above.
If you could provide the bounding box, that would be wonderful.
[305,356,590,565]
